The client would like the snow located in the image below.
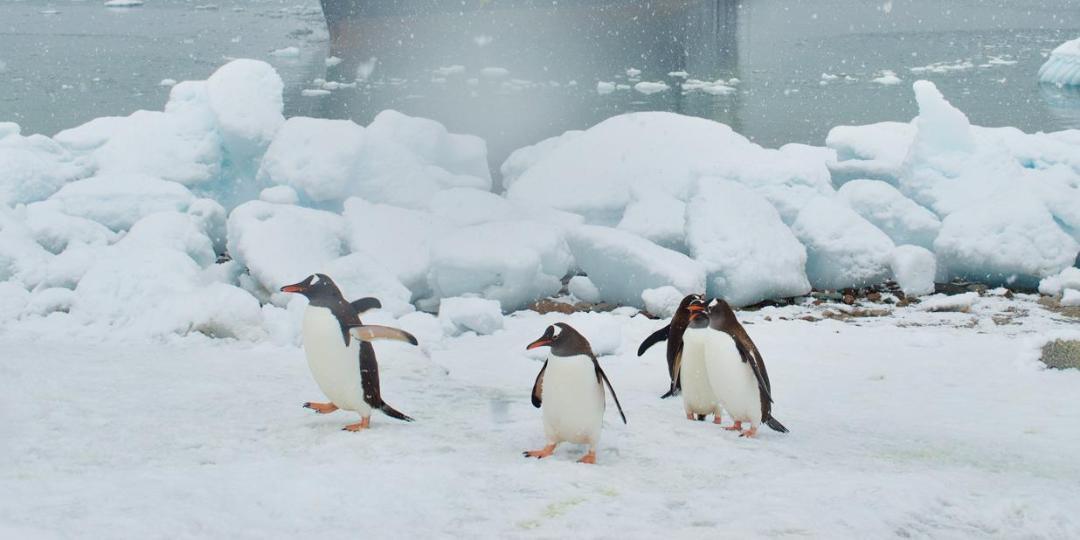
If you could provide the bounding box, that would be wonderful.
[45,173,196,231]
[640,286,683,317]
[24,286,74,316]
[0,281,29,321]
[22,203,118,254]
[439,296,504,336]
[615,188,686,249]
[889,245,937,297]
[321,253,415,317]
[1039,267,1080,297]
[686,179,810,306]
[257,117,365,203]
[567,276,600,303]
[837,179,941,249]
[792,197,895,290]
[565,225,704,308]
[3,296,1080,537]
[367,110,491,188]
[342,197,447,293]
[117,211,216,267]
[1038,37,1080,87]
[826,121,915,185]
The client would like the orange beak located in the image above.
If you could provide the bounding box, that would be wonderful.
[526,338,552,350]
[687,304,705,313]
[280,283,306,294]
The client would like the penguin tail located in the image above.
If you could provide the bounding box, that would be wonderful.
[764,416,789,433]
[379,403,415,422]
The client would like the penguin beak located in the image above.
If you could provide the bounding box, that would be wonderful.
[687,304,705,313]
[280,282,307,294]
[526,337,552,350]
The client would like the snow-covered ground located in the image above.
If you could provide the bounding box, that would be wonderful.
[2,294,1079,538]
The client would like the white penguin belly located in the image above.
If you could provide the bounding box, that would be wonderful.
[702,331,762,425]
[678,332,721,416]
[302,306,370,415]
[541,354,605,446]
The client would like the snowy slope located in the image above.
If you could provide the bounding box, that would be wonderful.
[2,296,1079,538]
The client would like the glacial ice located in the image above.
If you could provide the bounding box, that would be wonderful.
[1038,37,1080,87]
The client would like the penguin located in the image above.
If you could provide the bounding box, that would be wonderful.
[669,296,725,424]
[523,323,627,464]
[637,293,705,399]
[280,273,418,431]
[683,299,788,438]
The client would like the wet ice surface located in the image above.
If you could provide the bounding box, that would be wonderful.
[2,294,1079,537]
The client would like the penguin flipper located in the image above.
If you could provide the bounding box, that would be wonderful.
[637,325,670,356]
[350,297,382,315]
[661,349,684,399]
[594,362,627,424]
[764,417,788,433]
[349,325,419,346]
[378,402,415,422]
[531,361,547,408]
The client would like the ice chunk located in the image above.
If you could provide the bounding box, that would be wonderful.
[934,194,1079,286]
[500,130,584,191]
[872,70,902,85]
[0,281,30,321]
[53,116,128,152]
[1038,37,1080,87]
[395,311,444,346]
[186,198,227,256]
[826,122,915,185]
[439,297,504,336]
[115,212,217,267]
[104,0,143,7]
[426,188,517,226]
[25,287,75,316]
[321,253,415,317]
[686,179,810,306]
[616,188,686,250]
[367,110,491,189]
[792,197,895,290]
[505,112,831,224]
[0,206,53,288]
[182,283,267,340]
[428,221,571,311]
[205,59,284,163]
[918,292,977,312]
[23,203,118,254]
[1062,288,1080,307]
[634,81,669,94]
[38,244,102,289]
[258,116,484,207]
[46,173,196,231]
[342,197,450,292]
[641,286,683,318]
[568,276,600,303]
[837,179,941,249]
[565,225,705,308]
[597,81,615,95]
[1039,267,1080,296]
[259,185,299,205]
[226,201,346,302]
[889,245,936,297]
[270,46,300,58]
[88,81,222,186]
[0,127,88,206]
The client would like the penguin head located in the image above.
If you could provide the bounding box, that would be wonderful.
[687,302,711,329]
[526,322,593,357]
[280,273,343,301]
[707,299,738,330]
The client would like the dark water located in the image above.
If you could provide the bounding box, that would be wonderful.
[2,0,1079,176]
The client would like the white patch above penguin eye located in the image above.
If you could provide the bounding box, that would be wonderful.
[550,326,561,338]
[311,275,321,285]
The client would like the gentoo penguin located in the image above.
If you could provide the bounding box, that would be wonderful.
[668,296,725,424]
[684,299,788,438]
[637,293,705,399]
[523,323,627,464]
[280,274,418,431]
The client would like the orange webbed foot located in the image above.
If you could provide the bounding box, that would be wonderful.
[723,421,744,432]
[523,443,556,459]
[304,402,339,414]
[739,426,759,438]
[577,451,597,464]
[342,417,371,432]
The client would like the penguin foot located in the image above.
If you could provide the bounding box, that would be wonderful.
[342,417,371,432]
[685,413,695,421]
[739,426,759,438]
[724,421,744,432]
[304,402,339,414]
[577,452,597,465]
[713,415,724,425]
[523,444,556,459]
